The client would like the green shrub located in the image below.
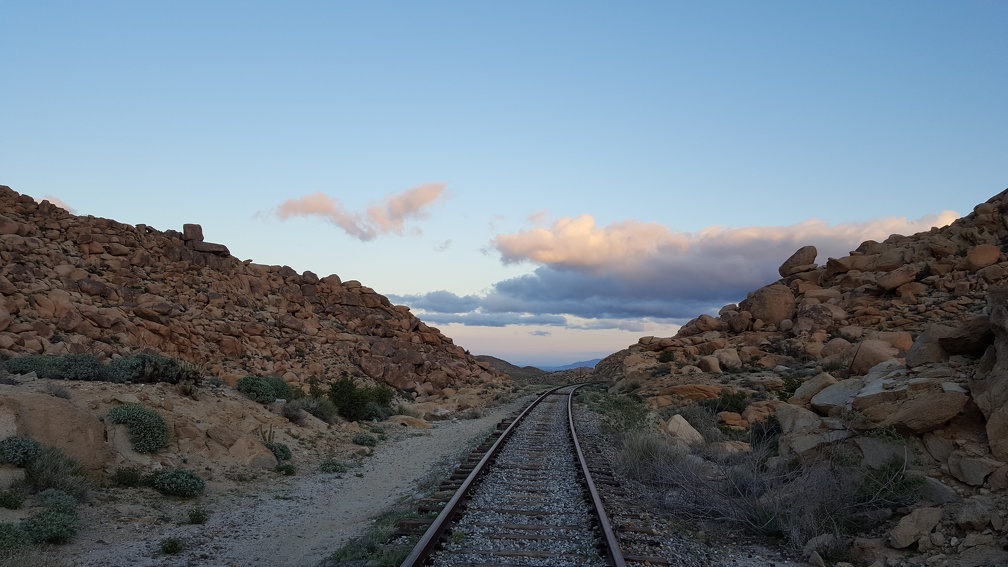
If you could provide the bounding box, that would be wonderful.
[36,490,76,516]
[159,537,184,554]
[0,437,41,467]
[265,441,291,462]
[0,491,22,510]
[2,354,106,381]
[285,398,338,424]
[701,390,750,414]
[275,463,296,475]
[327,377,395,422]
[319,459,347,474]
[111,466,143,487]
[107,353,200,385]
[236,375,294,404]
[351,434,377,447]
[106,404,168,453]
[186,506,208,525]
[657,350,676,363]
[0,524,31,556]
[20,510,78,544]
[23,447,88,501]
[150,468,204,498]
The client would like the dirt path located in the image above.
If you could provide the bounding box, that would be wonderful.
[63,403,523,567]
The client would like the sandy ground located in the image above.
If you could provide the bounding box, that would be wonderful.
[60,402,524,567]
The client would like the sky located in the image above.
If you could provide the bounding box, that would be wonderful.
[1,2,1006,367]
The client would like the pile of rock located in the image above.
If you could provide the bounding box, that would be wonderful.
[0,185,508,401]
[596,188,1008,564]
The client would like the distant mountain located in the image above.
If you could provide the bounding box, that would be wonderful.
[537,359,602,371]
[474,355,550,383]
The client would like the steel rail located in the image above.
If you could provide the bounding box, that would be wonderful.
[568,383,627,567]
[399,386,564,567]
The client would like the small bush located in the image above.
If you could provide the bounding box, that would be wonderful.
[2,354,106,381]
[23,447,88,501]
[281,402,307,425]
[37,490,76,515]
[0,437,41,467]
[701,389,750,415]
[150,468,205,498]
[319,459,347,474]
[855,458,923,509]
[159,537,184,554]
[0,524,31,556]
[0,491,22,510]
[275,463,296,476]
[186,506,208,525]
[236,375,294,404]
[286,398,338,424]
[20,510,78,544]
[107,353,200,385]
[327,377,395,422]
[265,442,292,462]
[351,434,377,447]
[106,404,169,453]
[111,466,143,488]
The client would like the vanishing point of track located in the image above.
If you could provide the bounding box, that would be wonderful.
[399,384,626,567]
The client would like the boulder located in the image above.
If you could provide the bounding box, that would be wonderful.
[969,286,1008,460]
[663,414,705,446]
[779,245,818,277]
[877,265,917,291]
[741,284,795,327]
[809,378,864,417]
[849,340,899,375]
[789,372,837,406]
[889,507,942,549]
[0,393,110,472]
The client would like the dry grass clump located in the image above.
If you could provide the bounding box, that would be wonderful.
[616,406,922,553]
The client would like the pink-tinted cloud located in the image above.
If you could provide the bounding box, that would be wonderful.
[35,195,75,213]
[493,211,960,276]
[276,183,446,241]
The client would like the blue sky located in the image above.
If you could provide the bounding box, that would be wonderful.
[2,2,1006,366]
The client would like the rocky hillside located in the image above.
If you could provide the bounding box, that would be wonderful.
[596,188,1008,565]
[0,184,508,400]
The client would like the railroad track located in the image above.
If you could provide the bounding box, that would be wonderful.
[398,384,634,567]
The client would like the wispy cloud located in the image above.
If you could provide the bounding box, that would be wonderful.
[396,210,960,330]
[275,183,446,241]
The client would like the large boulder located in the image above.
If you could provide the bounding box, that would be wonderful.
[740,284,795,327]
[0,392,110,472]
[779,245,818,277]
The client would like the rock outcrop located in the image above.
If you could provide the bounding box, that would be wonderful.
[0,185,508,400]
[595,188,1008,563]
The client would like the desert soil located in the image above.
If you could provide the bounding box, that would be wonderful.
[53,393,798,567]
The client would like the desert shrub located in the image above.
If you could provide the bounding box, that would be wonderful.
[0,491,22,510]
[580,390,650,432]
[36,490,76,516]
[275,463,296,475]
[111,466,143,487]
[107,353,200,385]
[186,506,208,525]
[2,354,105,382]
[777,374,805,401]
[159,537,184,554]
[617,431,685,490]
[0,437,41,467]
[23,447,88,501]
[42,383,71,399]
[319,459,347,474]
[855,457,923,509]
[351,434,377,447]
[281,401,307,425]
[285,398,338,424]
[106,404,168,453]
[20,510,77,544]
[700,389,749,414]
[150,468,205,498]
[0,524,31,556]
[327,377,395,422]
[265,442,291,462]
[236,375,294,404]
[657,350,676,363]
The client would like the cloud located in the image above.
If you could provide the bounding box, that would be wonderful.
[397,209,961,332]
[275,183,446,241]
[529,330,551,337]
[35,195,75,213]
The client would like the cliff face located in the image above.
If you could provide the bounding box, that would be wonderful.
[0,185,508,398]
